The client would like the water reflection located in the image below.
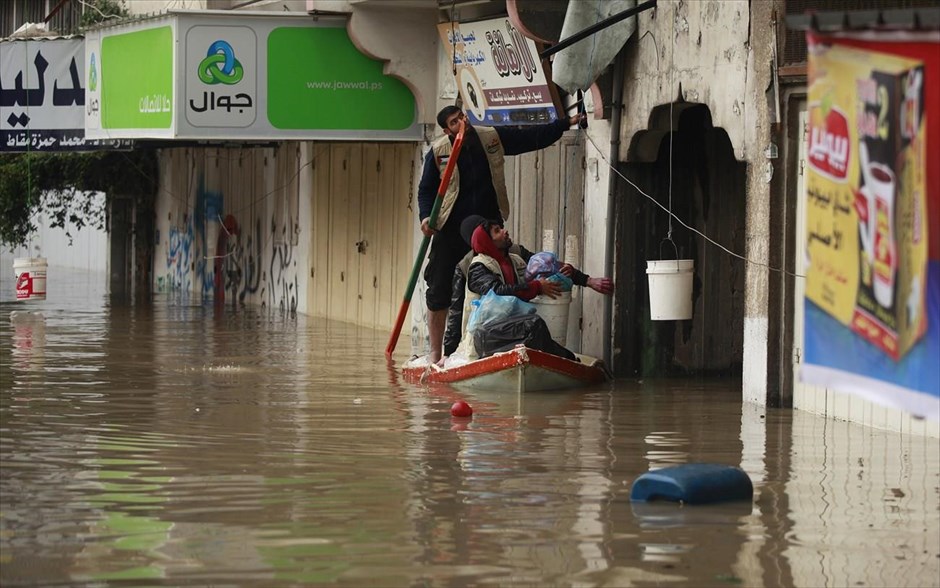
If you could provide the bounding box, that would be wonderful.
[0,269,937,586]
[10,310,46,372]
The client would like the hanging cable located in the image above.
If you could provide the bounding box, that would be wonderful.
[667,4,674,243]
[450,0,458,79]
[583,131,804,278]
[24,40,35,254]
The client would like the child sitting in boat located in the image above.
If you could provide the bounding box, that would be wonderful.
[441,215,613,365]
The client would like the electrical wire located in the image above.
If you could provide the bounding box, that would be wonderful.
[581,130,804,279]
[574,4,802,279]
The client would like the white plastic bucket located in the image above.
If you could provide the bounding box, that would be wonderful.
[13,257,47,301]
[531,290,572,346]
[646,259,693,320]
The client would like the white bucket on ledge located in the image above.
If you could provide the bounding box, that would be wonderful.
[14,257,48,301]
[647,259,693,320]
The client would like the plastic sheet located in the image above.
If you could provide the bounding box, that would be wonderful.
[525,252,561,281]
[468,290,536,333]
[458,290,537,362]
[546,272,573,292]
[473,314,578,361]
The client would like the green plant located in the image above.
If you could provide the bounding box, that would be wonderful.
[79,0,129,28]
[0,150,158,247]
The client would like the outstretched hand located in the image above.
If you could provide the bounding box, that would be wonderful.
[537,278,563,299]
[568,112,586,127]
[587,277,614,295]
[559,263,574,277]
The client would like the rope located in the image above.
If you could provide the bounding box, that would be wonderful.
[667,6,674,242]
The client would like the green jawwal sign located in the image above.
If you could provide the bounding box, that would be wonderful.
[88,15,419,140]
[267,27,415,130]
[101,26,173,129]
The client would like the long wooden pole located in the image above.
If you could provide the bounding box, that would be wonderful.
[385,121,466,357]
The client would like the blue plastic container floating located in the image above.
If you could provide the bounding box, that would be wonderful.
[629,463,753,505]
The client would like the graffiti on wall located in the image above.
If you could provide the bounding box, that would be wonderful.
[164,179,218,299]
[161,155,300,315]
[216,213,298,314]
[267,214,299,314]
[166,223,193,294]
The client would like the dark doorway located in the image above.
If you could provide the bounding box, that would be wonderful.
[109,197,132,297]
[613,102,746,377]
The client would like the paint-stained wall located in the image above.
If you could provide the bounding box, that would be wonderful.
[154,144,307,315]
[153,141,418,330]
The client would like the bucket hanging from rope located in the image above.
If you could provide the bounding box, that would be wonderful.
[647,239,693,321]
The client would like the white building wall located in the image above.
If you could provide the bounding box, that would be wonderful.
[612,0,777,402]
[620,1,752,161]
[578,116,612,360]
[0,191,108,274]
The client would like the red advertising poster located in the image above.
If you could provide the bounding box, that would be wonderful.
[803,30,939,421]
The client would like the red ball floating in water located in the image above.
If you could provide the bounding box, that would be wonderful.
[450,401,473,417]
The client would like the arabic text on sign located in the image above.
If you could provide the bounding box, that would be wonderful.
[486,21,538,83]
[189,91,254,113]
[139,94,172,114]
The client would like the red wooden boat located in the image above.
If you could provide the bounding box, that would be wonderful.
[402,345,609,393]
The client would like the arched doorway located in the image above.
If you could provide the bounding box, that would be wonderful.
[613,101,746,377]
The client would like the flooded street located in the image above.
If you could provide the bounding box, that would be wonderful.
[1,269,938,587]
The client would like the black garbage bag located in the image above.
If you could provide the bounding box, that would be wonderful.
[473,314,578,362]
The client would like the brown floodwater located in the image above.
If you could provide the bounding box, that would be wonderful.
[1,268,938,587]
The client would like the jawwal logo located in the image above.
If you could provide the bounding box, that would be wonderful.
[198,40,244,85]
[88,53,98,92]
[808,102,851,181]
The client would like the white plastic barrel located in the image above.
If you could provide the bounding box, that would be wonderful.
[531,290,572,346]
[13,257,48,301]
[646,259,693,320]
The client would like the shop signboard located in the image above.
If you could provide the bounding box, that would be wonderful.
[803,30,939,420]
[86,12,419,141]
[1,37,131,151]
[437,18,558,126]
[101,26,175,133]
